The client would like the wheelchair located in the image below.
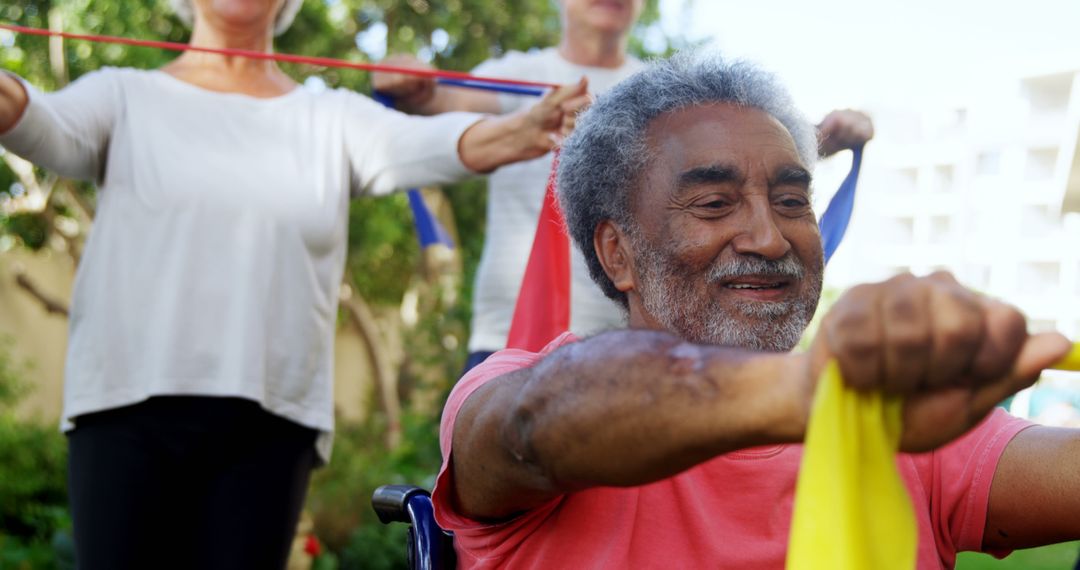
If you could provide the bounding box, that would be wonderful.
[371,484,455,570]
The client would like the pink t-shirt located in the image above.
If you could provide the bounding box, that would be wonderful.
[433,333,1033,569]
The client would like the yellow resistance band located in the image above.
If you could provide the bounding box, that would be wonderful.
[1055,343,1080,372]
[788,343,1080,570]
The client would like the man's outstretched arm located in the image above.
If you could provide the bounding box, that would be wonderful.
[451,329,808,521]
[984,426,1080,550]
[448,273,1070,522]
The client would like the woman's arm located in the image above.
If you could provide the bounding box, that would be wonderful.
[457,78,588,173]
[371,54,503,116]
[0,72,29,134]
[349,79,589,196]
[0,70,118,183]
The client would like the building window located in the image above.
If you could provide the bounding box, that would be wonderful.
[881,216,915,244]
[1020,205,1056,237]
[977,151,1001,176]
[1025,147,1058,181]
[932,164,954,193]
[1018,262,1060,295]
[929,215,952,243]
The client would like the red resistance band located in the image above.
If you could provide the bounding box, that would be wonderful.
[506,150,570,352]
[0,23,560,90]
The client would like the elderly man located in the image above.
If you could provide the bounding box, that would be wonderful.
[431,52,1080,569]
[374,0,873,372]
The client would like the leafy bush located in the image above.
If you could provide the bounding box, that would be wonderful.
[307,411,444,570]
[0,337,71,569]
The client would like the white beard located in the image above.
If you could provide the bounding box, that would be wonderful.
[634,242,822,352]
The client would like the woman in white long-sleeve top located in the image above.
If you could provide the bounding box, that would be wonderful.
[0,0,587,568]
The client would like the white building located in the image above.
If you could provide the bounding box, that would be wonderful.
[819,67,1080,425]
[825,67,1080,338]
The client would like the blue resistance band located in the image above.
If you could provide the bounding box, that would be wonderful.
[818,145,864,264]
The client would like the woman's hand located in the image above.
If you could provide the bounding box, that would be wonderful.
[807,271,1071,452]
[371,54,438,113]
[457,78,590,172]
[817,109,873,157]
[0,72,29,134]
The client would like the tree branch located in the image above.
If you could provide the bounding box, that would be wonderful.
[11,266,69,317]
[339,279,402,449]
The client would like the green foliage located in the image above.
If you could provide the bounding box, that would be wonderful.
[956,542,1080,570]
[307,412,442,569]
[0,534,61,570]
[347,194,421,305]
[0,419,69,541]
[3,212,49,250]
[0,338,70,568]
[0,336,29,407]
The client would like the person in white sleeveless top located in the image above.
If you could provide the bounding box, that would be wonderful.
[374,0,875,373]
[0,0,588,567]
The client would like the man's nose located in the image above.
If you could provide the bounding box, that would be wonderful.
[729,201,791,260]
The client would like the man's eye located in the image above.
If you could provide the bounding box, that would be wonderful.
[774,196,811,215]
[693,196,733,209]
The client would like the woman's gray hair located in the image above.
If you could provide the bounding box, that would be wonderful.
[169,0,304,36]
[557,50,819,308]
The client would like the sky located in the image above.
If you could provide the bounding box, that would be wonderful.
[659,0,1080,117]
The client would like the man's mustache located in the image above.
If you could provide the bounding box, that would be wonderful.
[706,254,806,284]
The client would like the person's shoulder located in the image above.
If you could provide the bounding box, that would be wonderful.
[318,85,385,114]
[472,333,579,381]
[69,66,139,86]
[473,47,555,77]
[445,333,580,411]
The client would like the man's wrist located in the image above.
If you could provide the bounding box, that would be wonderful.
[753,353,812,445]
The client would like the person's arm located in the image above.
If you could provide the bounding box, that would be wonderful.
[982,426,1080,550]
[457,78,587,173]
[351,78,588,195]
[450,272,1070,521]
[0,72,29,133]
[452,330,808,520]
[817,109,874,157]
[371,54,503,115]
[0,70,118,182]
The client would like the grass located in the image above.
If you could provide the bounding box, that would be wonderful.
[956,542,1079,570]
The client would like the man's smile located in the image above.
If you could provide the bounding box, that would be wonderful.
[716,274,796,302]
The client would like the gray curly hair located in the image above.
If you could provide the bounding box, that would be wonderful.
[557,50,819,309]
[169,0,304,36]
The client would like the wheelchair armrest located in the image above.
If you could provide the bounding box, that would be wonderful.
[372,484,430,525]
[372,484,457,570]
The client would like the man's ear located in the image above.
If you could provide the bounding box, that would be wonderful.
[594,220,636,295]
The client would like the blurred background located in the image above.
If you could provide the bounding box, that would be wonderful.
[0,0,1078,568]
